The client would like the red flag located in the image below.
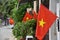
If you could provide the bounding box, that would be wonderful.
[32,11,37,20]
[35,4,57,40]
[23,12,33,22]
[9,18,14,25]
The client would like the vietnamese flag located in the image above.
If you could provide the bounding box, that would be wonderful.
[23,12,33,22]
[35,4,57,40]
[32,11,37,20]
[9,18,14,25]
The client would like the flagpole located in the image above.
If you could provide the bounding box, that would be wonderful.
[49,0,57,40]
[34,1,37,13]
[27,8,32,13]
[39,0,41,9]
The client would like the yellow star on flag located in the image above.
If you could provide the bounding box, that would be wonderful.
[26,17,29,20]
[39,19,46,27]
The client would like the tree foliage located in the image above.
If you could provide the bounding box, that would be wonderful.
[13,19,36,39]
[0,0,18,19]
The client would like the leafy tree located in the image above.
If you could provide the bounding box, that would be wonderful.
[0,0,18,25]
[13,19,36,40]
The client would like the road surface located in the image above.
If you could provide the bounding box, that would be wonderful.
[0,26,15,40]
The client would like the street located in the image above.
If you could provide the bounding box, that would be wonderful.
[0,26,15,40]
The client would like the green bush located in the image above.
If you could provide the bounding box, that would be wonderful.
[13,19,36,39]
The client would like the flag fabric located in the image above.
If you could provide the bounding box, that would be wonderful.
[9,18,14,25]
[32,11,37,20]
[23,12,33,22]
[35,4,57,40]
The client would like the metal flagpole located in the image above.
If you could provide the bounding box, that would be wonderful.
[49,0,57,40]
[39,0,41,9]
[34,1,37,13]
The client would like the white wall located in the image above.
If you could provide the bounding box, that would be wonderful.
[56,3,60,40]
